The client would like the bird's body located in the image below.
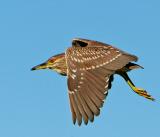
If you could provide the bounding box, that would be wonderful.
[31,38,154,125]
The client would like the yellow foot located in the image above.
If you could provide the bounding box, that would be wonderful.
[132,87,155,101]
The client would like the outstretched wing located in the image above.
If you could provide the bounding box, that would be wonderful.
[65,39,138,125]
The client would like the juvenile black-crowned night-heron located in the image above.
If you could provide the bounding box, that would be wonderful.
[31,38,154,125]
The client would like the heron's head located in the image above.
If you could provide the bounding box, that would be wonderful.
[31,53,66,75]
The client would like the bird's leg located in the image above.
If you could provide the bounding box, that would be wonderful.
[119,72,155,101]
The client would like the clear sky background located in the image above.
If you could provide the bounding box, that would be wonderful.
[0,0,160,137]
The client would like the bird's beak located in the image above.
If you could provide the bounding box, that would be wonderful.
[31,62,48,71]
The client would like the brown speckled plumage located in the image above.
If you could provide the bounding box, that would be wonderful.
[31,38,154,126]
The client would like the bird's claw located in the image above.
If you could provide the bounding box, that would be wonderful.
[133,87,155,101]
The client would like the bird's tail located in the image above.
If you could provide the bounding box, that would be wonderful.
[120,72,155,101]
[124,62,144,72]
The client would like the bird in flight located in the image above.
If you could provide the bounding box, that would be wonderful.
[31,38,154,126]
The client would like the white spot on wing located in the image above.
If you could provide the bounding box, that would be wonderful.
[104,90,108,94]
[74,89,78,92]
[106,77,109,82]
[72,69,77,73]
[105,83,108,89]
[80,77,84,80]
[69,90,74,94]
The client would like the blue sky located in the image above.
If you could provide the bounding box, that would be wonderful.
[0,0,160,137]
